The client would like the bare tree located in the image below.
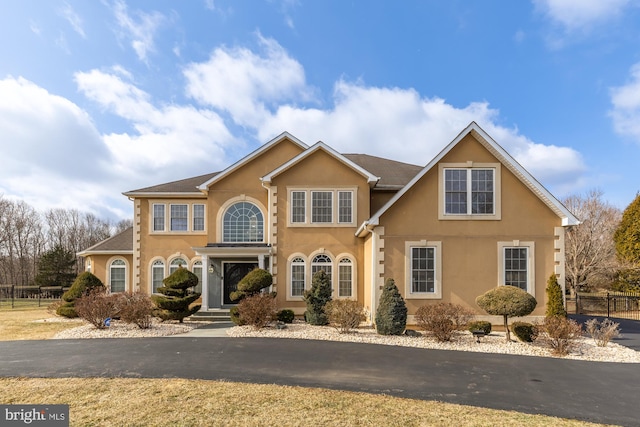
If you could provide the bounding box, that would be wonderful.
[563,189,621,294]
[114,218,133,234]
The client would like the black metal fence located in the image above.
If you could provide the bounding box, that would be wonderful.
[0,285,68,308]
[576,291,640,320]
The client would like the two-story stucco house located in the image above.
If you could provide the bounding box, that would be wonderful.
[79,122,578,322]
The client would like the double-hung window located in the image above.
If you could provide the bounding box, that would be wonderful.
[311,191,333,223]
[291,191,306,223]
[411,247,436,293]
[193,204,205,231]
[311,254,332,285]
[153,204,165,231]
[290,257,306,297]
[504,247,528,290]
[444,168,494,215]
[109,259,126,293]
[338,191,353,224]
[405,240,442,299]
[170,205,188,231]
[338,258,353,297]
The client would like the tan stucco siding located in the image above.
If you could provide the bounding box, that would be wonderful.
[270,149,370,311]
[85,254,134,293]
[377,134,562,316]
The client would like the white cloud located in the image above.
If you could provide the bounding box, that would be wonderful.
[609,62,640,142]
[111,0,165,63]
[183,34,313,127]
[75,68,235,181]
[0,76,114,214]
[533,0,630,32]
[183,36,586,193]
[60,2,86,38]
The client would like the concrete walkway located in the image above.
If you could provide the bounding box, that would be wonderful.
[175,321,234,337]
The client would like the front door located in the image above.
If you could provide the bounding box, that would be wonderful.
[223,262,259,305]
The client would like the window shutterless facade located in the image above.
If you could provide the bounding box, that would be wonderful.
[405,240,442,299]
[498,241,535,296]
[288,188,356,226]
[193,204,205,231]
[170,204,188,231]
[311,254,332,285]
[169,257,187,275]
[438,163,501,220]
[151,260,164,293]
[153,204,165,231]
[290,257,306,297]
[338,258,353,297]
[109,259,126,293]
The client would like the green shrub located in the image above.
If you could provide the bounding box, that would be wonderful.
[230,306,245,326]
[415,302,473,342]
[546,274,567,318]
[238,293,277,329]
[542,316,582,356]
[325,299,365,334]
[468,320,492,335]
[303,270,332,325]
[476,286,537,342]
[151,267,201,323]
[375,278,407,335]
[57,272,105,318]
[230,268,273,302]
[277,309,295,324]
[511,321,539,342]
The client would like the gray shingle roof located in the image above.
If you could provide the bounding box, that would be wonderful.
[124,154,421,195]
[344,154,422,188]
[79,227,133,254]
[125,172,219,195]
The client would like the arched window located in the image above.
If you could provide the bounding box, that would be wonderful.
[311,254,332,285]
[223,202,264,242]
[109,259,126,293]
[192,260,203,294]
[338,258,353,297]
[169,257,187,275]
[290,257,306,297]
[151,260,165,293]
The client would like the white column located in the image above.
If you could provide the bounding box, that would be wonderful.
[201,254,209,310]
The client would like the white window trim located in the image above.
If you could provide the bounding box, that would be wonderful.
[404,240,442,299]
[216,196,267,243]
[150,201,207,234]
[150,257,166,294]
[107,257,128,293]
[168,256,189,275]
[498,241,535,297]
[192,204,206,232]
[438,163,501,220]
[152,203,166,232]
[287,187,357,227]
[287,254,307,301]
[336,255,356,299]
[290,190,307,224]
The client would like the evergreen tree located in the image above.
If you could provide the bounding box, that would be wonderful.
[151,266,201,323]
[57,271,105,318]
[303,270,332,325]
[614,193,640,266]
[375,278,407,335]
[34,245,76,288]
[545,273,567,318]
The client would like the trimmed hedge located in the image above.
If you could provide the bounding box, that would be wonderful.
[468,320,492,335]
[511,321,539,342]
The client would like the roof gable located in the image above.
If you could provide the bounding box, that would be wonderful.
[78,227,133,255]
[261,141,380,186]
[198,132,308,190]
[359,122,579,234]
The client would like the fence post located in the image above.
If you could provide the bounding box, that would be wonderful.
[11,285,14,309]
[607,292,610,318]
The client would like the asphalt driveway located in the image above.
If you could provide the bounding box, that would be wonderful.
[1,337,638,426]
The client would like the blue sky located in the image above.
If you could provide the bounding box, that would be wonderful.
[1,0,640,221]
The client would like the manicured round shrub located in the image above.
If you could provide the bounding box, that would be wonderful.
[57,271,105,318]
[375,278,407,335]
[476,286,537,342]
[230,306,245,326]
[151,267,201,323]
[277,309,295,324]
[511,321,539,342]
[468,320,492,335]
[230,268,273,302]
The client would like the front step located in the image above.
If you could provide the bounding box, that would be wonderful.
[187,310,232,322]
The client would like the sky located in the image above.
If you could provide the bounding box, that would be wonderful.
[1,0,640,221]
